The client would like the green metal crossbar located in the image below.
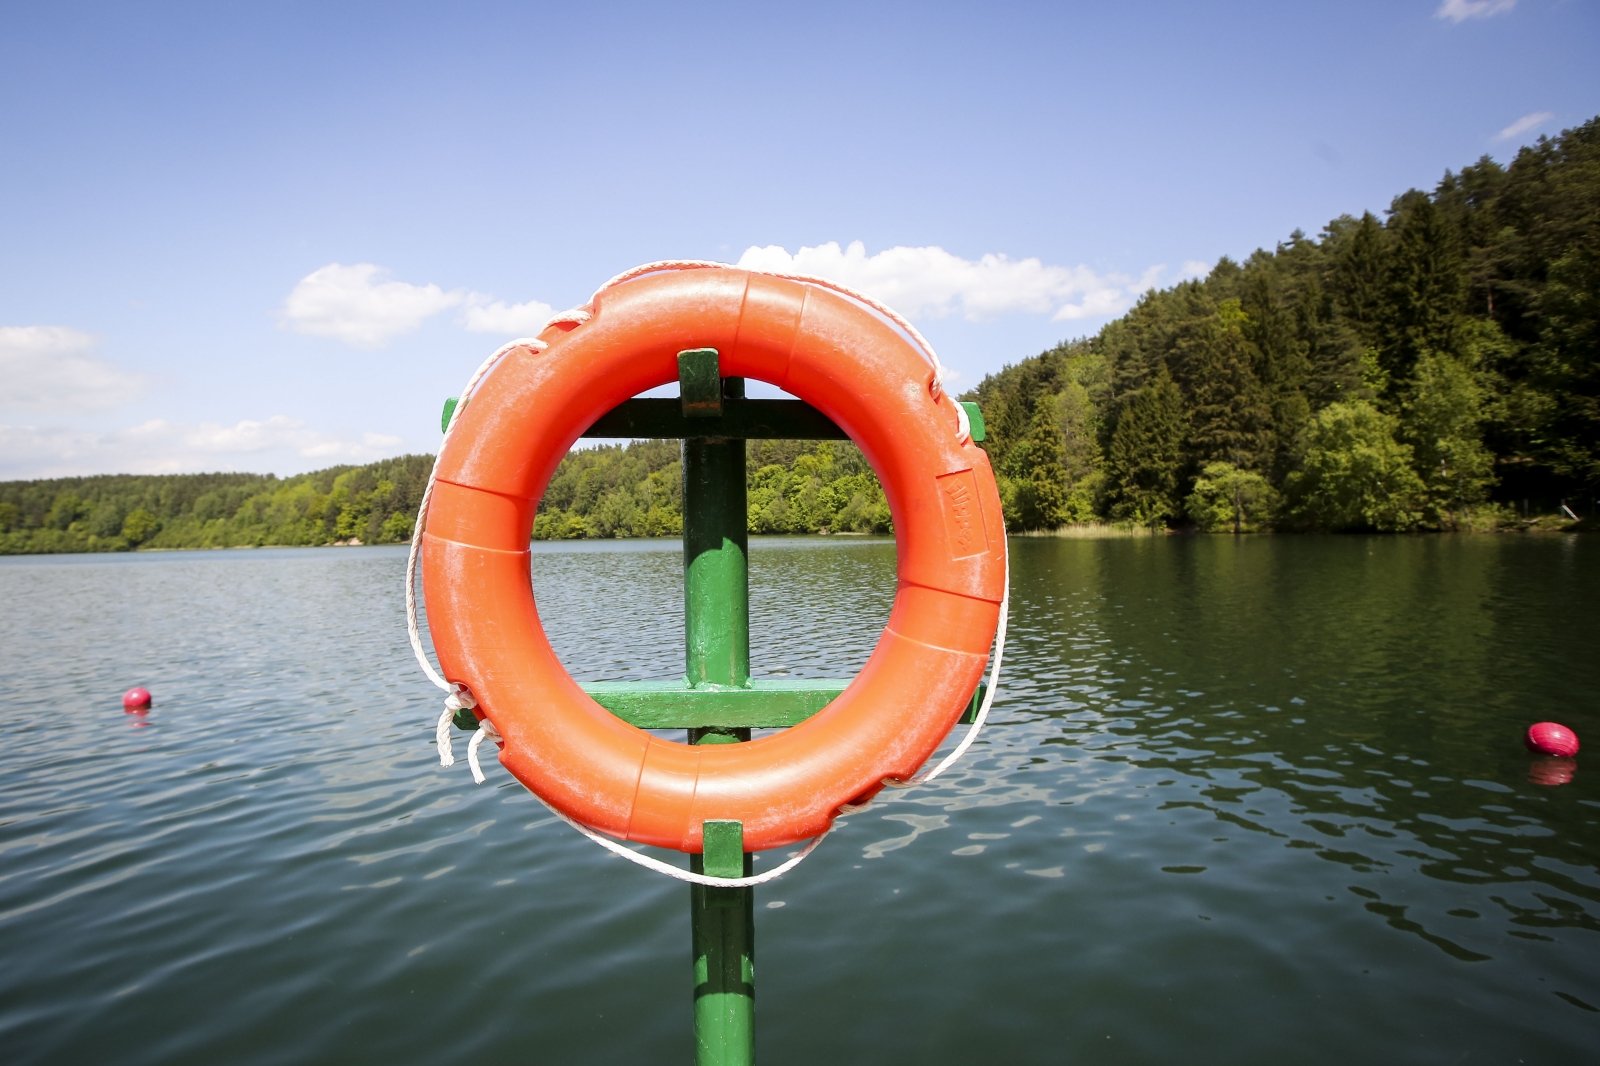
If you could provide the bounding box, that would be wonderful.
[583,680,987,730]
[452,678,986,734]
[445,347,984,1065]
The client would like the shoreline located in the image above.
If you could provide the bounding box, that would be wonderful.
[3,519,1590,558]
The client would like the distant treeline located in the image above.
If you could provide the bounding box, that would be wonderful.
[0,456,435,554]
[535,438,889,540]
[5,117,1596,552]
[968,115,1600,532]
[0,439,890,554]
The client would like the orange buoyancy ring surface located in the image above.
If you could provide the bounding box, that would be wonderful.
[422,267,1006,853]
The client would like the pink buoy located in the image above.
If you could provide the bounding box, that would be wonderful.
[122,687,152,713]
[1524,721,1579,758]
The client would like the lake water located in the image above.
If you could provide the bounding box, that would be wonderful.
[1,535,1596,1064]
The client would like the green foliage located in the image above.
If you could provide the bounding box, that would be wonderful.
[10,118,1600,547]
[745,442,890,535]
[1285,401,1426,531]
[1402,350,1494,525]
[1186,462,1278,533]
[0,459,435,554]
[1169,295,1273,472]
[1105,365,1187,526]
[120,508,161,546]
[1001,399,1073,529]
[965,114,1600,532]
[0,438,897,554]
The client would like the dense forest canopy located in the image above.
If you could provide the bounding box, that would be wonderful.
[3,117,1596,552]
[0,457,436,554]
[0,438,892,554]
[970,116,1600,532]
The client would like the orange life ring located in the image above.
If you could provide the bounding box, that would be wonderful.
[422,266,1006,852]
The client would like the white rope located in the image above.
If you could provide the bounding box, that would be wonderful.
[434,686,477,767]
[406,335,541,763]
[407,262,1005,884]
[467,719,499,783]
[435,707,457,768]
[557,809,829,888]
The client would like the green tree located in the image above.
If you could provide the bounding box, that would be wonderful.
[1325,211,1389,353]
[1106,365,1187,526]
[1382,189,1465,393]
[1001,399,1071,530]
[121,508,161,546]
[1536,245,1600,493]
[1055,378,1106,522]
[1402,350,1495,524]
[1185,462,1278,533]
[1286,401,1426,531]
[379,511,414,542]
[46,492,87,531]
[1170,296,1274,472]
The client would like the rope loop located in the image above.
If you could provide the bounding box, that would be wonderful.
[433,683,478,767]
[467,719,502,784]
[556,811,831,888]
[435,706,457,768]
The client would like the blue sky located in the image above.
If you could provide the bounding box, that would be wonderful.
[2,0,1596,480]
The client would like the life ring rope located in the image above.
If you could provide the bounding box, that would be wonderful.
[405,261,1007,882]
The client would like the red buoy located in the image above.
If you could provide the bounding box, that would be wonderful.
[1524,721,1579,758]
[122,687,152,712]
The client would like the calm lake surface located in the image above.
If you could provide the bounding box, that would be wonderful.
[2,535,1596,1064]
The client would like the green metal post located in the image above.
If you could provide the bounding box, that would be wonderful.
[682,388,749,694]
[681,354,756,1065]
[690,803,755,1064]
[439,351,994,1064]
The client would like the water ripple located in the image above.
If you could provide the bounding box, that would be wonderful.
[1,538,1597,1063]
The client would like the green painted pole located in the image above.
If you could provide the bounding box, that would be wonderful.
[689,801,755,1064]
[680,355,756,1065]
[682,392,749,695]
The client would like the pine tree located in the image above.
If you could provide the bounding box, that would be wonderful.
[1106,365,1187,525]
[1383,189,1466,394]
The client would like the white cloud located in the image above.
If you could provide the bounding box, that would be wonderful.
[736,241,1176,325]
[461,296,556,335]
[0,417,403,479]
[279,263,465,348]
[1436,0,1516,22]
[0,326,145,412]
[280,263,560,346]
[280,246,1178,352]
[173,414,402,459]
[1496,111,1553,141]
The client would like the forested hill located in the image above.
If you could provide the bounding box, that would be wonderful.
[0,456,437,554]
[969,115,1600,532]
[0,438,892,554]
[5,116,1596,553]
